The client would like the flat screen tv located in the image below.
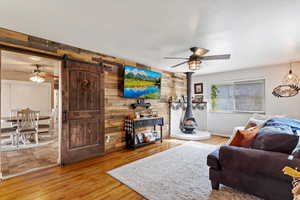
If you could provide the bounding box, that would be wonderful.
[123,65,161,99]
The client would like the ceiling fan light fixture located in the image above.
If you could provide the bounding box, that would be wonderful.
[30,73,45,83]
[188,60,201,70]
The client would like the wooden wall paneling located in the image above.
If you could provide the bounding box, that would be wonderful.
[0,29,28,41]
[0,27,187,153]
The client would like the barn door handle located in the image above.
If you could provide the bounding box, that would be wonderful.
[63,111,68,122]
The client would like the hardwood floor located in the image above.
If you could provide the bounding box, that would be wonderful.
[0,136,228,200]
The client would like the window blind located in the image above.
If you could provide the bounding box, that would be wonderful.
[211,79,265,113]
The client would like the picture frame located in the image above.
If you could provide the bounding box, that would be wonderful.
[194,83,203,94]
[123,65,161,99]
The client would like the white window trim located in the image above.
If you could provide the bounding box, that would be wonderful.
[210,78,266,114]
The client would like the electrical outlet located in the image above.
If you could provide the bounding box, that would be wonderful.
[105,135,111,143]
[121,137,126,142]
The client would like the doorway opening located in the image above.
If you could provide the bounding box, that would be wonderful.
[0,50,62,179]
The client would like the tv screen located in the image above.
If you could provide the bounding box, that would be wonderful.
[123,65,161,99]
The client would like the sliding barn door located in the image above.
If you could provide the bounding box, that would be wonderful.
[61,59,104,164]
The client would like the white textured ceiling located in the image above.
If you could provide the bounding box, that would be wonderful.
[1,0,300,74]
[1,51,58,74]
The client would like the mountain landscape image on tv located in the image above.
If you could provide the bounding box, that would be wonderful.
[124,66,161,99]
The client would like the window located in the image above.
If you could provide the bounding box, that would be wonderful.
[211,79,265,113]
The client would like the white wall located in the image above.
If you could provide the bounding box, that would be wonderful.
[193,63,300,136]
[1,80,52,118]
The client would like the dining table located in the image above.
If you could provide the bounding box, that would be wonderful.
[1,116,50,123]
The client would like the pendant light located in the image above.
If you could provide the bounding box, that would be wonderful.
[29,64,45,83]
[272,62,300,98]
[282,63,299,86]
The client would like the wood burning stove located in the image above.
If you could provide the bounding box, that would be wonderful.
[180,72,198,134]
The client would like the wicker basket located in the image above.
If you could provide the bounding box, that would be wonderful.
[283,167,300,200]
[293,178,300,200]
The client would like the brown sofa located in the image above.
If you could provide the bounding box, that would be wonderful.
[207,145,300,200]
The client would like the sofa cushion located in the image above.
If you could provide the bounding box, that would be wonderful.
[219,145,300,182]
[252,133,299,154]
[207,149,221,170]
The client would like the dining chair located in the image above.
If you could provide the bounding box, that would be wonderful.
[9,109,20,146]
[15,108,40,146]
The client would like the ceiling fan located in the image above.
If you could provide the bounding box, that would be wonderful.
[29,64,58,83]
[164,47,231,70]
[7,64,58,83]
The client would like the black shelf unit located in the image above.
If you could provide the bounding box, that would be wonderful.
[131,103,152,109]
[125,117,164,149]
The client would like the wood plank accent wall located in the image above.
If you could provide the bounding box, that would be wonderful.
[0,27,187,152]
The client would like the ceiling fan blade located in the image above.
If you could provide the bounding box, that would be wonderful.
[50,74,59,78]
[39,74,58,79]
[40,72,58,78]
[164,57,189,60]
[200,54,231,60]
[190,47,209,56]
[169,61,188,68]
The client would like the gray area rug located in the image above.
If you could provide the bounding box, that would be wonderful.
[108,142,261,200]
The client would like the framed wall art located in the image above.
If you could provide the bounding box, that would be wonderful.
[194,83,203,94]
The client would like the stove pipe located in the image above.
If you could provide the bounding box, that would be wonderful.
[184,72,194,120]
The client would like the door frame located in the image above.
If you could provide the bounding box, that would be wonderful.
[0,45,106,166]
[0,49,2,179]
[0,47,63,165]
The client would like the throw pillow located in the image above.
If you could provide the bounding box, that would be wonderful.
[229,127,259,148]
[244,114,286,129]
[227,126,245,145]
[245,117,267,129]
[252,133,299,154]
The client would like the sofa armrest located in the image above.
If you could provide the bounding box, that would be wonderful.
[219,145,300,182]
[207,149,221,170]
